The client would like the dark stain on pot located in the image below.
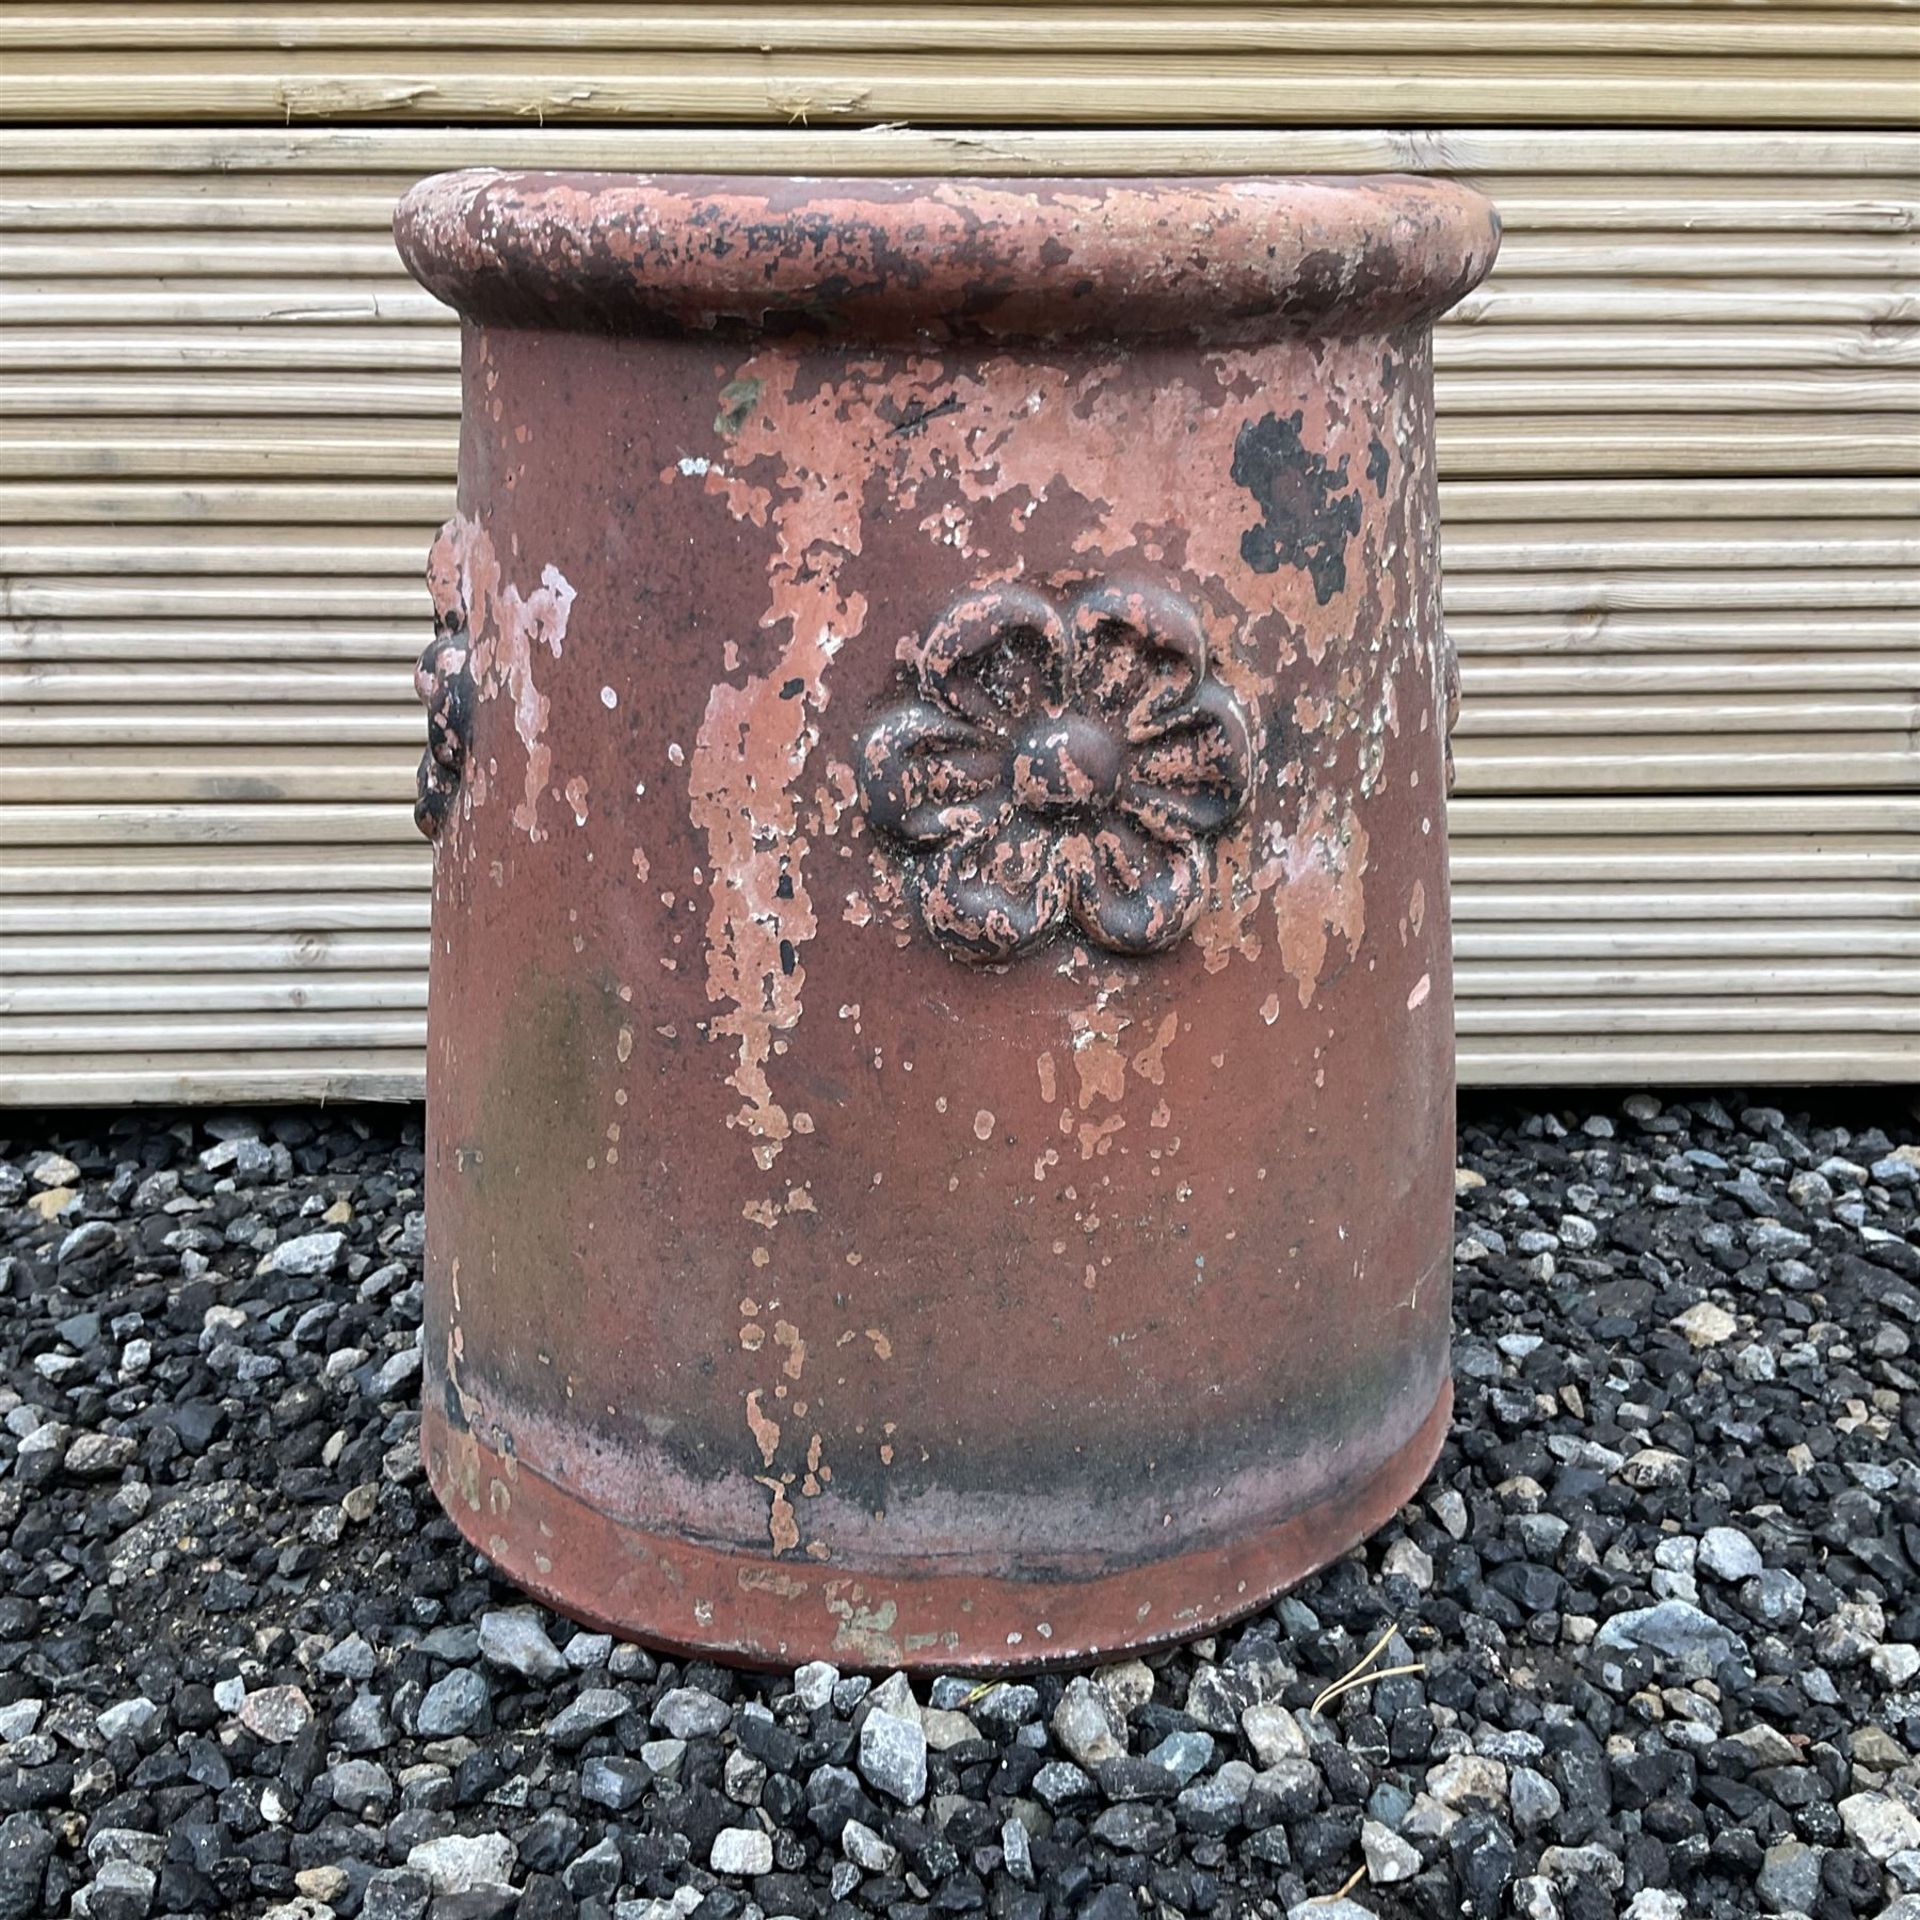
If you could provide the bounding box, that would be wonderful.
[1367,436,1391,496]
[1231,409,1363,605]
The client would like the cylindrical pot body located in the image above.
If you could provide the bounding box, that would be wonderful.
[395,172,1498,1670]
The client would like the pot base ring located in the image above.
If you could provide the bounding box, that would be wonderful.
[420,1378,1452,1673]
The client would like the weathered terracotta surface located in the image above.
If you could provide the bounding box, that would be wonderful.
[394,172,1499,1669]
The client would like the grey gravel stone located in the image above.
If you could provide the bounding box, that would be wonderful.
[329,1758,395,1817]
[415,1666,489,1738]
[544,1687,628,1748]
[238,1684,314,1744]
[1756,1838,1825,1914]
[582,1754,651,1812]
[857,1706,928,1805]
[1593,1598,1741,1677]
[1509,1765,1562,1835]
[360,1871,433,1920]
[650,1685,730,1739]
[75,1858,156,1920]
[3,1099,1913,1920]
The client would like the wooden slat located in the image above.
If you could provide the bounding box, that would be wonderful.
[9,416,1916,480]
[3,126,1914,176]
[0,1055,429,1104]
[15,519,1920,576]
[10,8,1917,60]
[0,974,427,1015]
[0,932,428,971]
[3,51,1915,127]
[5,174,1917,236]
[11,367,1920,417]
[13,231,1920,279]
[9,322,1920,375]
[5,477,1914,526]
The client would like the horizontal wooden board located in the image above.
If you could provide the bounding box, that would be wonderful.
[4,477,1914,527]
[5,174,1918,237]
[4,126,1916,177]
[4,50,1917,127]
[12,8,1918,60]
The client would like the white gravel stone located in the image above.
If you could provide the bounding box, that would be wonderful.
[406,1831,517,1894]
[256,1230,343,1278]
[1361,1818,1421,1883]
[1382,1538,1434,1588]
[1697,1526,1763,1582]
[1426,1753,1509,1812]
[1841,1790,1920,1861]
[1618,1447,1690,1489]
[1093,1659,1156,1720]
[1872,1643,1920,1687]
[792,1660,839,1710]
[95,1696,157,1742]
[709,1826,774,1876]
[1624,1893,1686,1920]
[1511,1876,1562,1920]
[1672,1301,1738,1347]
[1242,1701,1310,1767]
[842,1818,899,1873]
[1050,1676,1126,1769]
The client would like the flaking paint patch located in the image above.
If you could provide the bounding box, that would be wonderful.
[680,356,870,1171]
[427,514,575,843]
[1275,795,1371,1009]
[745,1389,780,1466]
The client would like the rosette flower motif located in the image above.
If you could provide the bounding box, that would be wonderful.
[855,581,1258,961]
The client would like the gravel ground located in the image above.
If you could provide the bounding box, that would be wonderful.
[1,1094,1918,1920]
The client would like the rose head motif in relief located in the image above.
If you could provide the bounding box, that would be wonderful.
[855,581,1259,962]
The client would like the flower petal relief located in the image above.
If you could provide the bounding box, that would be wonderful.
[855,580,1259,962]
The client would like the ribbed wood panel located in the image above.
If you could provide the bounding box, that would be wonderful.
[1,113,1916,1097]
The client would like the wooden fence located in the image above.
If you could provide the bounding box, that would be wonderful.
[2,7,1916,1100]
